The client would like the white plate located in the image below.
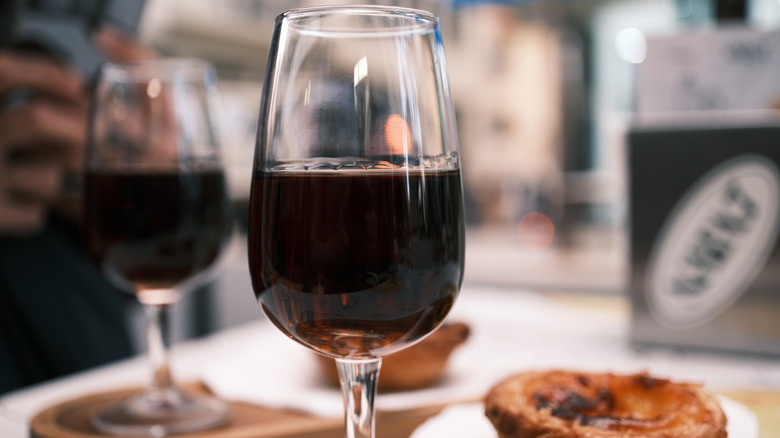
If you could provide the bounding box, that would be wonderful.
[411,396,757,438]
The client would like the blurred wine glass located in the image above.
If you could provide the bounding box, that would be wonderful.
[84,58,232,436]
[248,6,464,438]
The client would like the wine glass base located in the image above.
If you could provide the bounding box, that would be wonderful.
[91,389,229,436]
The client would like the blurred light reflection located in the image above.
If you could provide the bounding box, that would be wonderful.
[516,211,555,250]
[615,27,647,64]
[384,114,413,155]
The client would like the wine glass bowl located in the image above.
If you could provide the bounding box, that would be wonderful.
[250,168,463,360]
[84,58,232,436]
[249,6,463,438]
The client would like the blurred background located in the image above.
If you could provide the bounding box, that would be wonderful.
[111,0,780,341]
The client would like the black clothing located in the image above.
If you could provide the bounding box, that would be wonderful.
[0,215,134,394]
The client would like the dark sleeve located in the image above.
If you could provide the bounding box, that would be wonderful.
[0,219,135,395]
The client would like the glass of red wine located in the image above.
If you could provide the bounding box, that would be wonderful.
[84,58,232,436]
[248,6,464,438]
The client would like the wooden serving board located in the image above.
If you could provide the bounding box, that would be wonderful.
[29,383,445,438]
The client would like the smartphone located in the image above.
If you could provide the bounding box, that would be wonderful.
[1,0,147,79]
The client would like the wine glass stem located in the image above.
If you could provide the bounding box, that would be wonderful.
[144,303,176,391]
[335,358,382,438]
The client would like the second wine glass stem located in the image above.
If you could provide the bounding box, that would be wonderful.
[336,358,382,438]
[145,303,176,392]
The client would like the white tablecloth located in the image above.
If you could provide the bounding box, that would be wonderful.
[2,284,779,437]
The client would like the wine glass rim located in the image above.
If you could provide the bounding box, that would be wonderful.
[279,5,438,35]
[100,58,214,81]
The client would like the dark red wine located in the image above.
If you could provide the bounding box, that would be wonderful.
[85,169,232,297]
[248,169,464,358]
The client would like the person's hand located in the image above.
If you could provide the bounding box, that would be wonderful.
[0,27,156,236]
[95,26,157,63]
[0,51,88,235]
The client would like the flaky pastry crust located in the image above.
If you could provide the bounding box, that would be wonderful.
[484,370,727,438]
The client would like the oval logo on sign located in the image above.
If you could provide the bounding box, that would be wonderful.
[646,154,780,328]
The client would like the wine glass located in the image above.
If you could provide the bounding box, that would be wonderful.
[84,58,232,436]
[248,6,464,438]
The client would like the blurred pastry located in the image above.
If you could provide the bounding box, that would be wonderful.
[484,369,727,438]
[315,321,470,391]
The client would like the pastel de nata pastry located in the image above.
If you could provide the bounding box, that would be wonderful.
[485,370,727,438]
[315,321,470,391]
